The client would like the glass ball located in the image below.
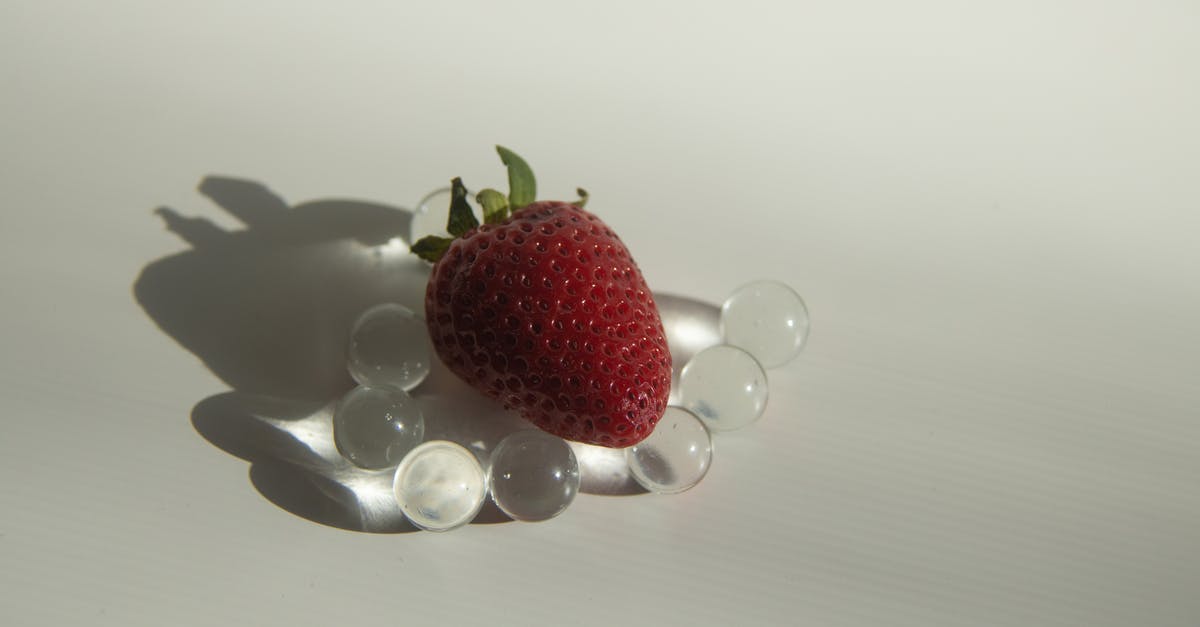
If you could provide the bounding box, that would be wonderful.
[679,345,768,431]
[333,384,425,470]
[488,430,580,522]
[348,303,430,391]
[721,280,810,368]
[625,407,713,494]
[393,440,487,532]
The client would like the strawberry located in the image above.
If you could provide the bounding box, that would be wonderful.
[411,147,671,448]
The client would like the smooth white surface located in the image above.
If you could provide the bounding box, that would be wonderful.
[3,1,1199,626]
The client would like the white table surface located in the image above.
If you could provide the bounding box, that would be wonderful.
[3,2,1198,625]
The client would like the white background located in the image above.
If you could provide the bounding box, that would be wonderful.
[3,1,1198,625]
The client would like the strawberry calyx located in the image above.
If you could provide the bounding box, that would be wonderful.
[496,145,536,209]
[445,177,478,236]
[412,146,549,263]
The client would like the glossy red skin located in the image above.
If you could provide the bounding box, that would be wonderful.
[425,201,671,448]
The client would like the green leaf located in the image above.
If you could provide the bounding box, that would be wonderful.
[445,177,479,237]
[410,235,452,263]
[476,188,509,224]
[496,146,536,209]
[575,187,589,209]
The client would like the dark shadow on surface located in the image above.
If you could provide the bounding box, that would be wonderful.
[136,176,723,530]
[250,461,417,533]
[193,391,417,533]
[569,441,648,496]
[136,176,421,401]
[191,393,328,467]
[474,498,514,525]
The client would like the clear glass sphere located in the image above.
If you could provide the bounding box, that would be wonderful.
[721,280,810,368]
[625,407,713,494]
[347,303,431,391]
[679,345,768,431]
[333,385,425,470]
[488,430,580,522]
[393,440,487,532]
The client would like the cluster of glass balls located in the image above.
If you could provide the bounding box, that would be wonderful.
[627,280,810,494]
[335,302,582,531]
[335,204,810,530]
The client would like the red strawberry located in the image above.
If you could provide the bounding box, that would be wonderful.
[412,147,671,447]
